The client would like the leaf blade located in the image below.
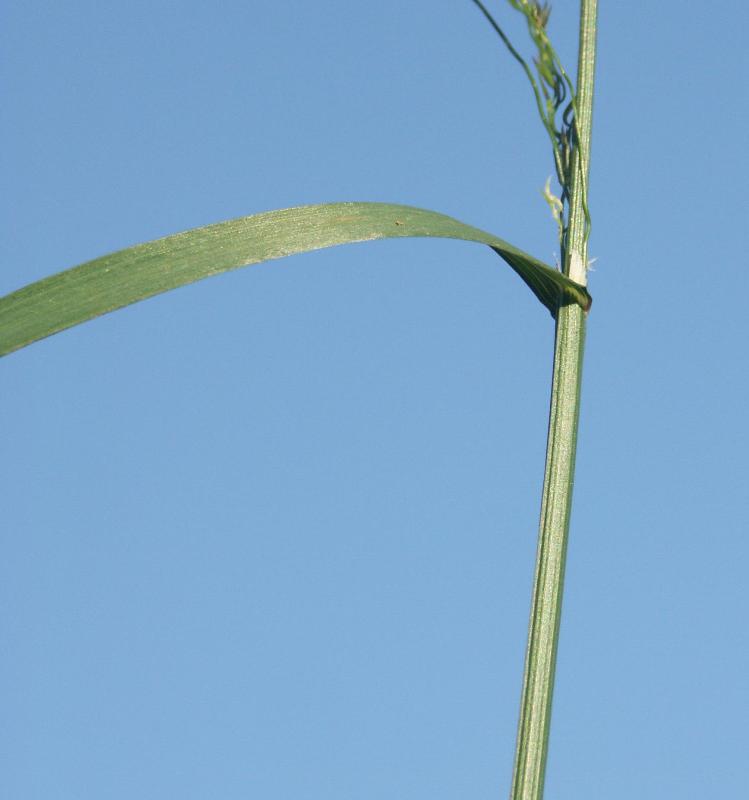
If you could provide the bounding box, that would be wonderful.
[0,202,590,357]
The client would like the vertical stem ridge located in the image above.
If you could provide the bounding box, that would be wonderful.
[510,2,598,798]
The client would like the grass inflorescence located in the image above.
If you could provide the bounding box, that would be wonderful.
[470,1,590,254]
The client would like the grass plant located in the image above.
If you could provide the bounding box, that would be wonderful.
[1,2,598,797]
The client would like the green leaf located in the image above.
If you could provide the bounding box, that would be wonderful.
[0,202,590,357]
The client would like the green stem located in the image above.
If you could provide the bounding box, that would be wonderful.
[509,2,598,799]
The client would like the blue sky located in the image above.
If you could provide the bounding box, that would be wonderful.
[2,2,747,798]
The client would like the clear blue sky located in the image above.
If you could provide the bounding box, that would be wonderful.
[2,2,747,798]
